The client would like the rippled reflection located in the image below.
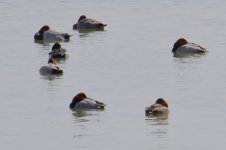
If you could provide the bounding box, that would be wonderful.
[71,109,105,123]
[34,39,70,44]
[39,73,63,81]
[78,30,106,38]
[173,52,206,58]
[72,109,93,119]
[145,116,169,150]
[71,109,105,140]
[146,117,169,126]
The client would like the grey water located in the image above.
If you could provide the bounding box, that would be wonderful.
[1,0,226,149]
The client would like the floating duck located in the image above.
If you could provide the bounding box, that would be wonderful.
[49,42,66,58]
[172,38,207,54]
[73,15,107,30]
[69,92,105,109]
[34,25,72,42]
[145,98,169,116]
[39,57,63,75]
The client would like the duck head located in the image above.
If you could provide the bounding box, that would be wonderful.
[52,42,61,50]
[78,15,87,22]
[34,25,50,40]
[70,92,87,109]
[39,25,50,34]
[156,98,168,107]
[172,38,188,53]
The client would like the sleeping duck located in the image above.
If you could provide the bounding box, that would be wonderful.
[73,15,107,30]
[34,25,72,42]
[145,98,169,116]
[69,92,105,110]
[39,57,63,75]
[49,42,66,58]
[172,38,207,54]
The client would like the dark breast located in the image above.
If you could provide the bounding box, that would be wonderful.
[34,32,43,40]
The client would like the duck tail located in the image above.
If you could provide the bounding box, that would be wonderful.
[64,34,73,40]
[96,23,107,29]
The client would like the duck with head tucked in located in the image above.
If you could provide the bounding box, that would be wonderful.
[49,42,66,58]
[34,25,72,42]
[172,38,207,54]
[69,92,105,110]
[145,98,169,116]
[73,15,107,30]
[39,57,63,75]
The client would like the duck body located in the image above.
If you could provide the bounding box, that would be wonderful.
[172,38,207,54]
[71,99,103,109]
[43,29,71,41]
[73,15,107,30]
[145,98,169,116]
[39,64,63,74]
[70,92,105,110]
[39,58,63,75]
[49,42,66,58]
[34,25,71,42]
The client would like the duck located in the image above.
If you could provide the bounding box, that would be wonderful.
[39,57,63,75]
[69,92,105,110]
[34,25,72,41]
[172,38,207,54]
[49,42,66,58]
[73,15,107,30]
[145,98,169,116]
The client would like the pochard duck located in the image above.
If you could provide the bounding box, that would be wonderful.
[69,92,105,109]
[145,98,169,116]
[49,42,66,58]
[172,38,207,54]
[73,15,107,30]
[34,25,72,42]
[39,58,63,75]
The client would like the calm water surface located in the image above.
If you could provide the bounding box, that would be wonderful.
[1,0,226,149]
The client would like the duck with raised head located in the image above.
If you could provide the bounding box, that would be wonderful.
[172,38,207,54]
[34,25,72,42]
[69,92,105,110]
[49,42,66,58]
[39,57,63,75]
[145,98,169,116]
[73,15,107,30]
